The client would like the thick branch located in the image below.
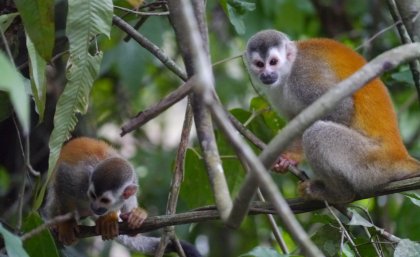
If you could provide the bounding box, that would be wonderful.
[75,176,420,238]
[168,0,233,221]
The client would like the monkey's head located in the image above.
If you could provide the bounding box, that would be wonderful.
[245,29,297,87]
[87,157,138,216]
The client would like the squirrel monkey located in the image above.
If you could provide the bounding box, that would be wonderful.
[245,30,420,203]
[43,137,147,245]
[43,137,202,257]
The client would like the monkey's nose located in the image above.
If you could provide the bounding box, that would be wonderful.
[91,203,107,216]
[260,72,278,85]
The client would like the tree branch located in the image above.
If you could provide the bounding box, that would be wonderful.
[75,176,420,239]
[120,76,195,136]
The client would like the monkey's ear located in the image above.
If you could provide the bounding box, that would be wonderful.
[122,184,138,199]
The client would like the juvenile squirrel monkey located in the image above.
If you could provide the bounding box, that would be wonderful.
[245,30,420,203]
[43,137,147,245]
[43,137,202,257]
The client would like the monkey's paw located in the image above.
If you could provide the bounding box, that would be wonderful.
[95,212,119,240]
[120,207,148,230]
[272,154,298,173]
[57,219,79,245]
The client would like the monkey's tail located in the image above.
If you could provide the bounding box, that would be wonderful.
[116,235,202,257]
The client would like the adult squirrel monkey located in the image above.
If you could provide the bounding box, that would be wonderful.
[43,137,201,256]
[245,29,420,203]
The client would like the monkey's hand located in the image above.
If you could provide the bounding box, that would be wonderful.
[272,153,299,173]
[120,207,148,236]
[95,211,119,240]
[57,218,79,245]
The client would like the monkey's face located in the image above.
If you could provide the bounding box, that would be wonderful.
[245,30,296,88]
[87,182,138,216]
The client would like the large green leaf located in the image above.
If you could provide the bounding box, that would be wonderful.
[0,224,30,257]
[394,239,420,257]
[14,0,55,60]
[34,0,113,210]
[22,212,59,257]
[219,0,256,34]
[0,52,30,134]
[26,34,47,121]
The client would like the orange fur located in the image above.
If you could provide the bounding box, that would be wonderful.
[58,137,115,165]
[298,39,411,164]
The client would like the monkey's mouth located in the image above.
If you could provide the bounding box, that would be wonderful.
[260,73,278,85]
[90,204,108,216]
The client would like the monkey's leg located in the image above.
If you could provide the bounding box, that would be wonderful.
[301,120,381,203]
[57,218,79,245]
[95,211,119,240]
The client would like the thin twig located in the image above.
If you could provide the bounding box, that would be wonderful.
[20,213,74,241]
[120,76,195,136]
[325,202,362,257]
[114,5,169,16]
[112,15,187,81]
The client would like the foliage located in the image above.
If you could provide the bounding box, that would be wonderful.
[0,0,420,257]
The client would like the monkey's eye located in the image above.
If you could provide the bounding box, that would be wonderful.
[89,191,96,200]
[254,61,264,68]
[100,198,111,204]
[269,58,278,66]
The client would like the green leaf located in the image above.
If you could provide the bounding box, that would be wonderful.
[240,246,284,257]
[346,208,373,227]
[0,166,10,196]
[220,0,256,34]
[0,52,30,134]
[311,225,341,257]
[14,0,55,60]
[402,192,420,207]
[394,239,420,257]
[0,12,19,32]
[180,149,214,207]
[391,69,413,84]
[0,224,30,257]
[0,92,12,122]
[26,34,47,121]
[22,212,60,257]
[33,0,113,210]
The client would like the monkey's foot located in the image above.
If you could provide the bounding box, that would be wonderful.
[298,180,355,204]
[272,154,298,173]
[120,207,148,230]
[297,180,326,201]
[95,211,119,240]
[57,219,79,245]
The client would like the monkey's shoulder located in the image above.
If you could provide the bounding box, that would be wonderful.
[58,137,116,165]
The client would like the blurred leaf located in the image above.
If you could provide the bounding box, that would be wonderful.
[346,208,373,227]
[0,166,10,197]
[0,12,19,32]
[0,224,30,257]
[391,69,413,84]
[0,92,12,122]
[34,0,113,210]
[311,225,340,257]
[22,212,60,257]
[220,0,256,34]
[180,148,213,207]
[14,0,55,60]
[402,192,420,207]
[0,51,30,134]
[394,239,420,257]
[26,33,47,121]
[239,246,284,257]
[342,243,355,257]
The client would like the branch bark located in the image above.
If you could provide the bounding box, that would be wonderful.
[74,176,420,238]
